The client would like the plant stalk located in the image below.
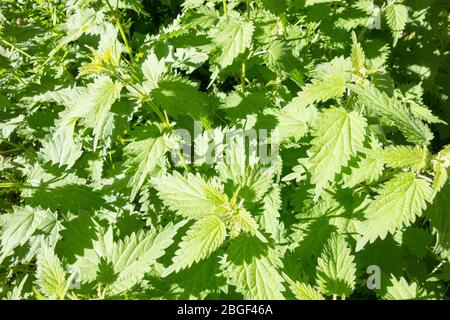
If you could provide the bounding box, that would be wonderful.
[0,39,32,59]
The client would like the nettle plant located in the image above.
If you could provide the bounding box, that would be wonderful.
[0,0,449,300]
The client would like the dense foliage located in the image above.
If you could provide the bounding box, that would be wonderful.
[0,0,449,300]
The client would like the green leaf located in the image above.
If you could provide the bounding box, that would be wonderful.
[309,107,367,198]
[228,206,267,243]
[40,123,83,170]
[313,56,352,80]
[152,76,213,118]
[316,235,356,298]
[182,0,205,9]
[396,227,433,259]
[384,3,408,47]
[257,0,288,15]
[426,183,450,258]
[68,76,122,150]
[298,75,347,105]
[266,41,300,74]
[432,145,450,193]
[167,253,225,299]
[106,0,145,13]
[267,97,318,142]
[290,281,325,300]
[383,276,428,300]
[218,163,275,203]
[209,16,254,70]
[260,185,284,241]
[410,104,446,125]
[0,206,56,263]
[348,84,433,145]
[379,145,430,171]
[36,244,67,300]
[222,235,285,300]
[109,223,184,294]
[351,31,366,74]
[432,164,448,195]
[141,52,167,91]
[165,216,227,275]
[124,127,169,201]
[0,0,448,301]
[356,172,433,250]
[72,222,184,295]
[80,23,124,73]
[152,172,228,219]
[341,137,385,188]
